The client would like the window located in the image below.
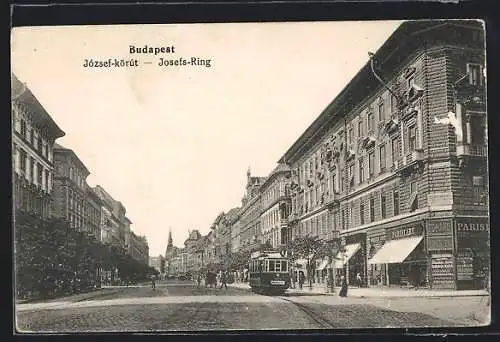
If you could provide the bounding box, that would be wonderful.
[37,136,43,154]
[368,111,374,131]
[359,159,364,183]
[340,170,344,192]
[470,116,485,145]
[393,190,400,216]
[349,164,355,186]
[468,63,482,86]
[408,125,417,152]
[408,76,415,89]
[44,144,49,158]
[20,119,26,138]
[368,151,375,177]
[19,149,27,175]
[473,176,486,205]
[69,167,73,180]
[391,94,397,112]
[30,129,35,146]
[37,164,43,187]
[381,195,387,219]
[378,102,385,121]
[358,119,363,137]
[348,127,353,144]
[360,203,365,225]
[341,209,346,230]
[31,157,36,182]
[370,198,375,222]
[392,137,399,163]
[409,181,418,211]
[332,173,337,193]
[379,144,386,171]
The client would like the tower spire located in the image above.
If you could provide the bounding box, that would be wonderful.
[167,229,173,248]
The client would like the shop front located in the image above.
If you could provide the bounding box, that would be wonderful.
[334,233,366,286]
[426,219,455,289]
[367,229,387,287]
[455,217,490,290]
[368,223,427,288]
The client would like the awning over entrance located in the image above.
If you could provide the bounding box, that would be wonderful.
[333,243,361,269]
[316,259,329,271]
[368,236,423,265]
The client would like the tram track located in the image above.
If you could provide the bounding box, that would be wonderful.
[276,296,336,329]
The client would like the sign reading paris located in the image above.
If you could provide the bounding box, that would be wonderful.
[130,45,176,55]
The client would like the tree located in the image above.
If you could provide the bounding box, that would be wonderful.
[287,235,333,288]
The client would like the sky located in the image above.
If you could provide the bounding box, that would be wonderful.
[11,20,403,256]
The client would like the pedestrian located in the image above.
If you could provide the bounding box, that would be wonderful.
[339,274,348,297]
[298,271,305,290]
[197,273,202,288]
[151,275,156,290]
[219,271,228,290]
[356,273,362,288]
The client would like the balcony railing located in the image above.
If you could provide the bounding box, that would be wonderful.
[457,144,487,157]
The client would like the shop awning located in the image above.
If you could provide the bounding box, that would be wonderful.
[368,236,423,265]
[333,243,361,268]
[316,259,329,271]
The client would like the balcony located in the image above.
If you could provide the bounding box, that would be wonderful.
[457,144,487,157]
[280,218,289,227]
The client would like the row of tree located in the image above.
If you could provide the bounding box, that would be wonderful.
[221,236,343,288]
[15,211,157,300]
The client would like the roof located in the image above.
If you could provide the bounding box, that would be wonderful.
[53,142,90,176]
[11,73,65,139]
[260,163,291,189]
[279,20,483,164]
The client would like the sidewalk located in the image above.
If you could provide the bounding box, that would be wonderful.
[228,282,489,298]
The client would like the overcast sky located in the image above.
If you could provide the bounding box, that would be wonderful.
[11,20,403,256]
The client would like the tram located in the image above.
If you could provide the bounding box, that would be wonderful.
[248,251,290,295]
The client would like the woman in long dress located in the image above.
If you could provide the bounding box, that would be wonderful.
[339,275,348,297]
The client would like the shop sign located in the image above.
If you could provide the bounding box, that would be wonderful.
[387,224,423,240]
[427,237,454,251]
[455,219,489,234]
[427,219,453,236]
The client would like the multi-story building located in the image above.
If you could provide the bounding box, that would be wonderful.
[11,73,65,219]
[85,185,103,239]
[238,169,266,252]
[129,231,149,265]
[231,217,241,253]
[148,255,164,276]
[52,143,101,237]
[281,20,488,290]
[93,186,123,248]
[184,230,202,273]
[260,163,292,248]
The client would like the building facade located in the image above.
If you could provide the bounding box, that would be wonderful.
[148,255,164,275]
[52,143,96,234]
[280,20,488,290]
[260,163,292,248]
[129,231,149,265]
[238,169,266,252]
[11,74,65,219]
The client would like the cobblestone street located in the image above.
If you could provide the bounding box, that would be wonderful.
[16,280,489,332]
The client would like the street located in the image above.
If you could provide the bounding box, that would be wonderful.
[16,279,490,332]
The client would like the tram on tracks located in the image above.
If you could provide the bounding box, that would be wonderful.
[248,250,290,295]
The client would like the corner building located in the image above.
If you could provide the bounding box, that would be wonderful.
[281,20,488,290]
[11,74,65,219]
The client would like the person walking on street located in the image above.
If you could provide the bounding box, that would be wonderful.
[197,273,202,288]
[151,275,156,290]
[219,271,228,290]
[298,271,305,290]
[356,273,362,288]
[339,274,348,297]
